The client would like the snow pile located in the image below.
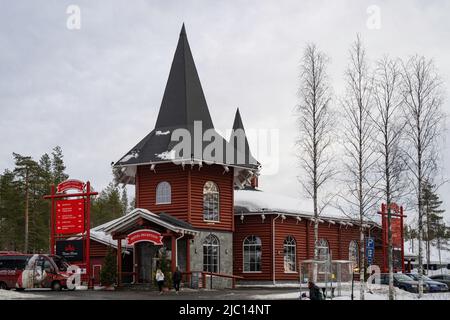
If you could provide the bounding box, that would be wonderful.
[0,289,45,300]
[234,189,345,219]
[120,150,140,162]
[404,239,450,264]
[155,130,171,136]
[155,150,176,160]
[250,285,450,300]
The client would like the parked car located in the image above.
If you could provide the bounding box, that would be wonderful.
[407,273,449,292]
[379,273,429,293]
[0,253,72,291]
[428,274,450,287]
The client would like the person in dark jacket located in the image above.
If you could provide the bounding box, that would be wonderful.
[173,266,182,294]
[308,281,324,300]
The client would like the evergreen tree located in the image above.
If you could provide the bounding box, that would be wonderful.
[0,170,24,251]
[0,148,68,252]
[121,188,129,214]
[91,182,126,227]
[13,153,40,253]
[422,181,447,272]
[422,181,446,241]
[100,248,117,286]
[129,196,136,212]
[51,146,69,185]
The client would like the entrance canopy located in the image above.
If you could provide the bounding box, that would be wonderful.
[103,208,198,239]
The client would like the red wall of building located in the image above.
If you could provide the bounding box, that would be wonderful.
[233,215,273,280]
[233,214,383,281]
[136,163,234,231]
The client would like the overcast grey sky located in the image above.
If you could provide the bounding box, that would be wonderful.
[1,0,449,221]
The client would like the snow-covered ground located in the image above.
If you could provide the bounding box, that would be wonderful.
[250,285,450,300]
[0,289,45,300]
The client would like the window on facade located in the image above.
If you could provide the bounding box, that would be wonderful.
[203,181,219,221]
[316,238,329,261]
[156,181,171,204]
[243,235,262,272]
[283,236,296,272]
[203,234,220,273]
[349,240,359,265]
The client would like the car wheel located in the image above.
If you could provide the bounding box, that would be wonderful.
[0,282,9,290]
[51,281,62,291]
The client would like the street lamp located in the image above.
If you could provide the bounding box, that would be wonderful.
[351,267,359,300]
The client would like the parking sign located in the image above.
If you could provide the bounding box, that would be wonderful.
[366,237,375,265]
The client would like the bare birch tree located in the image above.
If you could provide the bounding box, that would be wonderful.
[401,55,444,297]
[372,56,407,300]
[297,43,335,263]
[339,35,379,300]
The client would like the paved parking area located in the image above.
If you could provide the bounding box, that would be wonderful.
[2,287,301,300]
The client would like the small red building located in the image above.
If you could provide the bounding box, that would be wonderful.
[88,25,384,288]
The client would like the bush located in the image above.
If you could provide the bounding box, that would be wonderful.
[100,248,117,286]
[153,249,173,289]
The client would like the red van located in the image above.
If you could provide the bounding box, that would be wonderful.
[0,253,72,291]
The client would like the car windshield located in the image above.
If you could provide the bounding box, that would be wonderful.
[394,274,414,281]
[408,274,432,281]
[51,256,70,271]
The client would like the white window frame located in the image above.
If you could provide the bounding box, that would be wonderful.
[203,234,220,273]
[283,235,297,273]
[156,181,171,204]
[203,181,220,222]
[349,240,359,264]
[317,238,329,261]
[243,235,262,273]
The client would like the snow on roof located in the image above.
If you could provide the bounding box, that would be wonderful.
[234,189,349,220]
[68,216,130,250]
[404,239,450,264]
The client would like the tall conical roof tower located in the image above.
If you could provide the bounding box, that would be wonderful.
[114,25,260,185]
[230,108,258,167]
[154,24,214,131]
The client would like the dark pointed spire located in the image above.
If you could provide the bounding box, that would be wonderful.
[232,108,245,131]
[231,108,257,165]
[154,24,214,130]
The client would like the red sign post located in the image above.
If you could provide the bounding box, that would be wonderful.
[378,203,406,273]
[44,179,98,289]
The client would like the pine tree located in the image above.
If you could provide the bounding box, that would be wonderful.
[91,182,126,227]
[121,188,128,214]
[422,181,447,273]
[51,146,69,185]
[13,153,40,253]
[0,170,24,251]
[100,248,117,286]
[0,148,69,252]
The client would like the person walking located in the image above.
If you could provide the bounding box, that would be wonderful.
[173,266,182,294]
[155,268,165,295]
[308,281,324,300]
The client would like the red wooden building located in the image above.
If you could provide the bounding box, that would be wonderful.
[87,25,385,288]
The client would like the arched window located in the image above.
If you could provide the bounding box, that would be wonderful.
[243,235,262,272]
[316,238,329,261]
[156,181,171,204]
[349,240,359,265]
[203,181,219,221]
[283,236,296,272]
[203,234,220,273]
